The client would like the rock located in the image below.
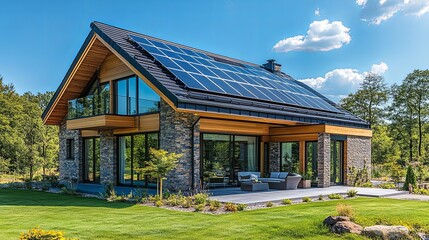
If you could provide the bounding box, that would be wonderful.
[332,221,363,234]
[323,216,350,226]
[363,225,411,240]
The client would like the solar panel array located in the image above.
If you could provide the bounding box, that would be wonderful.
[129,35,339,113]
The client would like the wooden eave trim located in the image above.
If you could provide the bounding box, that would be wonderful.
[270,124,372,138]
[43,34,98,124]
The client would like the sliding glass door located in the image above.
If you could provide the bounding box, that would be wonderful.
[202,134,258,187]
[305,141,318,186]
[118,133,159,187]
[330,140,344,185]
[83,138,100,183]
[280,142,300,172]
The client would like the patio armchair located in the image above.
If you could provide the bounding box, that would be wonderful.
[237,172,260,184]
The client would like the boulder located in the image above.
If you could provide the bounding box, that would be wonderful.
[363,225,411,240]
[332,221,363,234]
[323,216,350,227]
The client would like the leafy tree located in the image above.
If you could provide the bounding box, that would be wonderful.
[340,73,389,126]
[138,148,182,199]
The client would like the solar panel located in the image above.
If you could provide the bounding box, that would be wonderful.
[129,35,340,113]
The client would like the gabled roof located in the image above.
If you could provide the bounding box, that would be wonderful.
[42,22,370,129]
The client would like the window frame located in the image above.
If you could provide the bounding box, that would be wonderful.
[66,139,75,160]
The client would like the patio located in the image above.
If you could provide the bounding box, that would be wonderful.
[209,186,409,205]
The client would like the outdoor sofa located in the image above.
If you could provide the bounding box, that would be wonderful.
[259,172,302,190]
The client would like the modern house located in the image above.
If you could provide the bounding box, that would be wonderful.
[42,22,372,192]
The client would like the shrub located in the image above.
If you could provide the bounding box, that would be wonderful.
[166,194,181,206]
[24,178,32,189]
[361,182,373,188]
[336,204,355,220]
[33,175,43,181]
[404,165,417,191]
[224,202,238,212]
[19,227,69,240]
[181,197,192,208]
[237,203,247,211]
[209,200,221,212]
[148,195,160,203]
[328,193,343,199]
[282,199,292,205]
[346,189,358,198]
[413,188,429,195]
[45,175,59,188]
[302,197,311,202]
[193,193,209,205]
[266,201,274,207]
[318,195,324,201]
[155,200,164,207]
[378,183,396,189]
[194,204,205,212]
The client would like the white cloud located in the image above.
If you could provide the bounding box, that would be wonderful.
[315,8,320,16]
[273,19,351,52]
[357,0,429,24]
[299,62,388,102]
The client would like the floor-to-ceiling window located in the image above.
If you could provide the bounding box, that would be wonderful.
[330,140,344,185]
[305,141,318,186]
[114,76,160,115]
[83,138,100,183]
[280,142,300,173]
[202,134,258,187]
[118,132,159,187]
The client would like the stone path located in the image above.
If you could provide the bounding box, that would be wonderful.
[386,194,429,201]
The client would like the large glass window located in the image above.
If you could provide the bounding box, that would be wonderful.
[118,132,159,187]
[114,76,160,115]
[330,140,344,185]
[68,81,110,119]
[83,138,100,182]
[202,134,258,187]
[280,142,299,173]
[305,141,318,185]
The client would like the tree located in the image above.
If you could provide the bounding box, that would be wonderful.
[340,73,389,126]
[403,165,417,191]
[138,148,182,200]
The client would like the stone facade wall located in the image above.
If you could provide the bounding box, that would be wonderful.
[58,120,82,183]
[317,133,331,188]
[159,99,200,192]
[346,136,372,186]
[99,130,117,185]
[269,142,280,173]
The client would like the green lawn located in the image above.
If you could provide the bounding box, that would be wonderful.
[1,189,428,240]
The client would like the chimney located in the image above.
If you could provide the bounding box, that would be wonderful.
[263,59,282,73]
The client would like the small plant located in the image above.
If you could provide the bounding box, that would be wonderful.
[413,188,429,195]
[302,196,312,202]
[224,202,238,212]
[266,201,274,207]
[155,200,163,207]
[282,199,292,205]
[193,193,209,205]
[104,182,117,201]
[318,194,324,201]
[378,183,396,189]
[166,194,181,206]
[336,204,355,220]
[361,181,373,188]
[209,200,221,212]
[181,197,192,208]
[346,189,358,198]
[148,194,161,203]
[328,193,343,199]
[19,226,70,240]
[194,204,205,212]
[237,203,247,211]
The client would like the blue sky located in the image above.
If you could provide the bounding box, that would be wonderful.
[0,0,428,102]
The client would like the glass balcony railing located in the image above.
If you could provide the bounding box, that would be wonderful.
[67,94,159,120]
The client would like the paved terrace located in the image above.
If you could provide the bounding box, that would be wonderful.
[210,186,409,204]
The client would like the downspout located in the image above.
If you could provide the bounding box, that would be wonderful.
[190,116,201,192]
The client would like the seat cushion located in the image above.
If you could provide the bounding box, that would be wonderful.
[241,175,251,180]
[278,172,288,179]
[270,172,280,178]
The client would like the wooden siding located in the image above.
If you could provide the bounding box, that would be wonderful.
[99,53,134,83]
[67,115,135,130]
[113,114,160,135]
[270,134,318,142]
[199,118,273,135]
[81,130,99,138]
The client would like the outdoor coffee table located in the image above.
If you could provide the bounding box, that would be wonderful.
[240,182,269,191]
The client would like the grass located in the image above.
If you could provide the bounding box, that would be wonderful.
[1,189,429,240]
